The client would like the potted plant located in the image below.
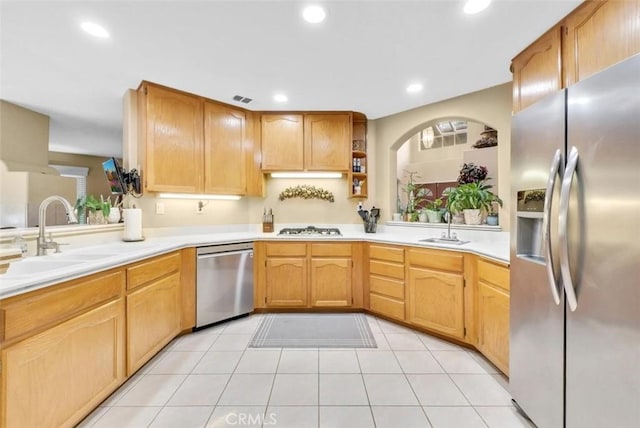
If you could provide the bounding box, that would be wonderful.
[75,195,111,225]
[425,198,443,223]
[486,200,502,226]
[401,170,429,222]
[457,163,488,184]
[447,181,502,225]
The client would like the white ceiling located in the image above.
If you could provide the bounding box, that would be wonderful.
[0,0,581,158]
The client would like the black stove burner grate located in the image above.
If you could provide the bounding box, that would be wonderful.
[278,226,342,236]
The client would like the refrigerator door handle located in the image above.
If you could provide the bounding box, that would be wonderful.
[559,146,579,311]
[542,149,563,305]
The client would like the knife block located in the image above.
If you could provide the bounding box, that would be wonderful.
[262,221,274,233]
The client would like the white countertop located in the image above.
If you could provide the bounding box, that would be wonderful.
[0,224,509,299]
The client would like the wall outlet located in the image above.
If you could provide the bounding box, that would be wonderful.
[155,202,165,215]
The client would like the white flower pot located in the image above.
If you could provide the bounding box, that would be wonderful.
[108,209,121,224]
[463,209,482,225]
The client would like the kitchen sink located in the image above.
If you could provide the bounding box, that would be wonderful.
[6,259,82,275]
[49,253,117,261]
[419,237,470,245]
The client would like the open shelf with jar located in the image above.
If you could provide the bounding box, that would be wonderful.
[349,112,368,198]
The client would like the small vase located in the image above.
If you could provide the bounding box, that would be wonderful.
[418,212,428,222]
[107,209,121,224]
[486,214,499,226]
[87,210,107,225]
[452,213,465,225]
[426,210,442,223]
[463,209,482,225]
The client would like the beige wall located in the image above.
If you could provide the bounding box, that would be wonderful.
[0,100,53,172]
[48,151,116,199]
[372,83,512,229]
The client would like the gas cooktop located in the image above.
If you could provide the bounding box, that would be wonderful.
[278,226,342,236]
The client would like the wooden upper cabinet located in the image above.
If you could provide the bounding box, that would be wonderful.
[512,0,640,113]
[261,113,351,172]
[304,113,351,171]
[511,26,563,113]
[563,0,640,86]
[139,82,204,193]
[261,114,304,171]
[204,102,247,194]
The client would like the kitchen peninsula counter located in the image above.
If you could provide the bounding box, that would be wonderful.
[0,224,508,299]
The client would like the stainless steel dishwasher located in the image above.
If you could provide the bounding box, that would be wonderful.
[196,242,254,329]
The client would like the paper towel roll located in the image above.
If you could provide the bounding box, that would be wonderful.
[123,208,143,241]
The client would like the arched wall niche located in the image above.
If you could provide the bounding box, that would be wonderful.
[371,83,512,229]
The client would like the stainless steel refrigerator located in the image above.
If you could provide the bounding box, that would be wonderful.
[510,53,640,428]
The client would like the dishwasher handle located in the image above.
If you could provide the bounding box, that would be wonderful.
[197,249,253,260]
[197,242,253,256]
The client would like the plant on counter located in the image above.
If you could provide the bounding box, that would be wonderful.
[424,198,444,223]
[445,181,502,225]
[402,170,429,221]
[75,195,112,224]
[457,162,488,184]
[278,185,335,202]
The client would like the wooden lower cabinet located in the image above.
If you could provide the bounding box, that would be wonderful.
[265,257,307,307]
[310,258,352,307]
[258,242,358,308]
[367,244,406,321]
[407,266,465,339]
[1,299,126,428]
[126,272,182,374]
[477,281,510,374]
[475,259,510,374]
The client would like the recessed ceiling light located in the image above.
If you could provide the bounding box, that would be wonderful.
[81,21,109,38]
[406,83,423,93]
[303,5,326,24]
[274,93,288,103]
[463,0,492,14]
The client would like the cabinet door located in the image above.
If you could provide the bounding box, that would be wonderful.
[2,299,125,428]
[203,101,246,194]
[563,0,640,86]
[477,281,510,374]
[261,114,304,171]
[265,257,307,307]
[304,114,351,171]
[310,258,352,307]
[407,266,464,339]
[141,83,204,193]
[511,26,563,113]
[126,272,181,374]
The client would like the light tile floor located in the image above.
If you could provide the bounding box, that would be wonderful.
[77,314,535,428]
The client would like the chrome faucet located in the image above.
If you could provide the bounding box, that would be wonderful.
[37,196,78,256]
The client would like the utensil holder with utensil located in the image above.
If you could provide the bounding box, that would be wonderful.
[358,206,380,233]
[262,208,274,233]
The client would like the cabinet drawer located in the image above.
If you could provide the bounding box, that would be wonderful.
[369,276,404,300]
[1,269,124,343]
[265,242,307,257]
[370,293,405,321]
[126,252,181,290]
[369,260,404,280]
[408,248,463,272]
[311,243,352,257]
[369,244,404,263]
[478,259,510,292]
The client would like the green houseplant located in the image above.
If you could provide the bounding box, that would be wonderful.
[424,198,443,223]
[75,195,111,224]
[402,170,429,222]
[444,181,502,225]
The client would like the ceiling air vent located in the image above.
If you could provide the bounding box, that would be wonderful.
[232,95,253,104]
